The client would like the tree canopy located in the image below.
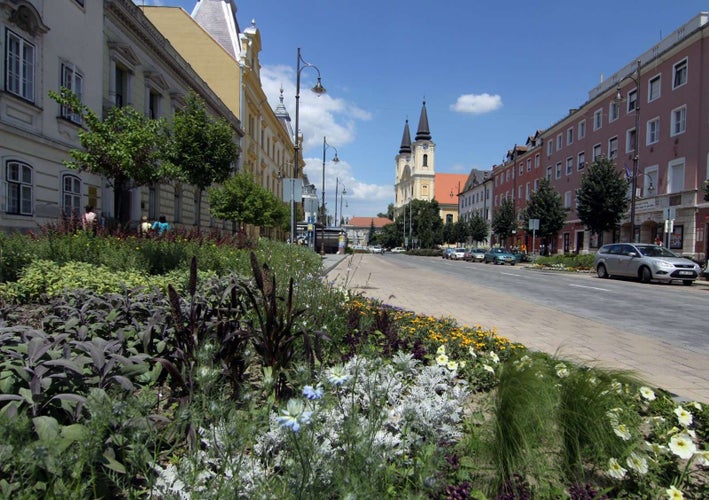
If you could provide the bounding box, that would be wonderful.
[523,178,567,247]
[491,198,517,246]
[208,172,288,231]
[576,157,629,237]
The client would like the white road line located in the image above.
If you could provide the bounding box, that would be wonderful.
[569,283,611,292]
[501,272,524,277]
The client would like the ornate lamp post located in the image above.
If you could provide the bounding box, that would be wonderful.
[614,60,641,242]
[339,184,347,227]
[320,136,339,253]
[291,48,326,244]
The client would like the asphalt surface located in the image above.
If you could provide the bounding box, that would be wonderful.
[322,253,709,403]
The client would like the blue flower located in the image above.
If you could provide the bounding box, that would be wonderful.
[276,399,312,433]
[303,384,324,400]
[326,365,351,386]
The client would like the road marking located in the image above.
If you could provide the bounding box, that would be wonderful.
[501,272,524,277]
[569,283,610,292]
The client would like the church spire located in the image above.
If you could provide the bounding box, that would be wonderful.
[414,100,431,141]
[399,119,412,154]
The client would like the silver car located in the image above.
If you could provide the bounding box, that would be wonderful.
[594,243,700,285]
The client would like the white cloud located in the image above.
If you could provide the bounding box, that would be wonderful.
[450,93,502,114]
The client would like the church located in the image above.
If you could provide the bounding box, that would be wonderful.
[394,101,467,224]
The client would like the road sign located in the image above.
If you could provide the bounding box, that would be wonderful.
[529,219,540,230]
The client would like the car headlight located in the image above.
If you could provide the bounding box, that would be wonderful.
[655,260,674,269]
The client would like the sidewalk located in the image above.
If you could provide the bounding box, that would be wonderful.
[324,254,709,403]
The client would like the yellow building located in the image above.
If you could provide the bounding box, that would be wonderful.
[142,1,296,239]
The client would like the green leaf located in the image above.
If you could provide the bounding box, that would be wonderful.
[33,415,60,441]
[61,423,88,441]
[101,448,127,474]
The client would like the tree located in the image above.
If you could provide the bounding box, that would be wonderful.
[523,178,567,250]
[378,203,395,220]
[452,220,469,245]
[208,172,288,231]
[49,88,169,223]
[163,92,239,221]
[576,157,629,240]
[411,199,443,248]
[491,198,517,247]
[367,220,376,244]
[468,214,489,245]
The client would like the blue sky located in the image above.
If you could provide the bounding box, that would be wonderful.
[136,1,709,218]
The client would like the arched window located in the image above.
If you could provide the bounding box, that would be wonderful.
[423,154,428,167]
[5,161,33,215]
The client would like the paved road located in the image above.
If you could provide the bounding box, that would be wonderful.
[324,253,709,403]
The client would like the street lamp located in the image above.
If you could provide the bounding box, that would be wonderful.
[291,48,326,244]
[614,60,641,242]
[320,136,339,254]
[339,184,347,226]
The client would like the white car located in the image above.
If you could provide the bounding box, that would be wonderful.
[390,247,406,253]
[450,247,467,260]
[594,243,700,285]
[369,245,385,254]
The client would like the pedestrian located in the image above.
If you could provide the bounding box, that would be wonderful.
[139,215,152,236]
[82,205,97,234]
[655,235,663,246]
[151,215,169,236]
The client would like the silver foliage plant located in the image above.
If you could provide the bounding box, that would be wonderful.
[151,352,470,497]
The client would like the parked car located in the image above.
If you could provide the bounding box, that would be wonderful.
[390,247,406,253]
[593,243,700,285]
[450,247,467,260]
[442,248,455,259]
[484,248,517,265]
[369,245,385,254]
[464,248,486,262]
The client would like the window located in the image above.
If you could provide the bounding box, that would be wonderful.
[518,185,523,199]
[668,159,685,193]
[545,166,552,180]
[671,105,686,136]
[505,170,510,182]
[5,30,35,101]
[567,127,573,145]
[593,109,603,130]
[608,137,618,159]
[5,161,33,215]
[115,67,128,107]
[673,58,687,89]
[566,157,573,175]
[62,174,81,217]
[609,101,619,122]
[647,117,660,145]
[148,90,161,119]
[648,75,661,101]
[578,120,586,139]
[60,63,83,124]
[592,144,602,161]
[577,152,585,170]
[564,191,572,208]
[423,154,428,167]
[627,89,637,113]
[535,153,540,168]
[556,134,563,151]
[526,158,531,172]
[519,162,523,175]
[626,128,637,153]
[555,162,562,179]
[534,179,539,191]
[547,140,553,156]
[525,182,530,200]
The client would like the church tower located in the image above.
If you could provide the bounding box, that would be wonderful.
[394,101,436,210]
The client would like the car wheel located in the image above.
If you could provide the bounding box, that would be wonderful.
[683,280,693,286]
[639,266,652,283]
[596,264,608,279]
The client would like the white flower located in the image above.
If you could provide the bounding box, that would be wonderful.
[555,363,569,378]
[645,440,668,455]
[613,423,632,441]
[489,352,499,364]
[446,360,459,371]
[483,364,495,374]
[276,399,312,433]
[673,406,693,427]
[326,365,351,386]
[668,432,697,460]
[468,347,477,358]
[459,360,466,369]
[690,401,702,411]
[626,452,649,474]
[639,386,656,401]
[607,457,627,479]
[694,449,709,466]
[436,345,447,355]
[436,353,449,366]
[665,485,684,500]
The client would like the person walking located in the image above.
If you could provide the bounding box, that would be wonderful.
[82,205,97,234]
[151,215,169,236]
[139,215,152,236]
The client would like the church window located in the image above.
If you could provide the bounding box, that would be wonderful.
[423,154,428,167]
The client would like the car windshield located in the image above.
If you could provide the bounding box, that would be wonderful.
[637,246,678,258]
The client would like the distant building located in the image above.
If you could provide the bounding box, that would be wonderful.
[393,101,467,223]
[343,216,393,247]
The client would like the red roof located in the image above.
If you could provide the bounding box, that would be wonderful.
[346,216,393,229]
[434,173,468,204]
